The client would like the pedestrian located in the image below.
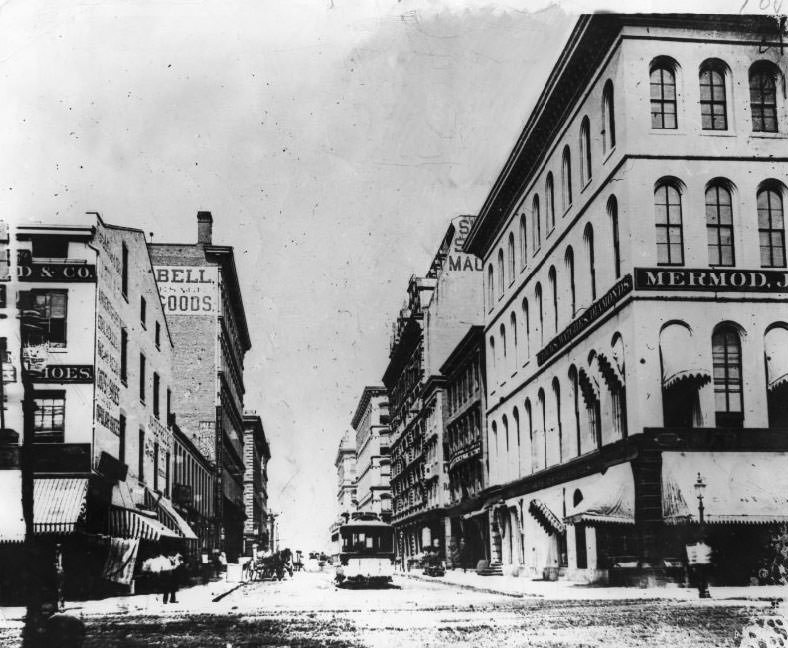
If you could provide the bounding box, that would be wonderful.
[163,550,183,604]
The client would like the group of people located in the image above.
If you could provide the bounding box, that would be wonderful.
[141,550,184,604]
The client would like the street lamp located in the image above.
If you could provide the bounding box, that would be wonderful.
[693,472,711,599]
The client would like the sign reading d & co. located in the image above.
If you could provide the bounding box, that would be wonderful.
[17,258,96,283]
[635,267,788,292]
[35,365,94,383]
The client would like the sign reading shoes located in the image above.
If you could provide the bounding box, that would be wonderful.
[35,364,94,383]
[634,268,788,292]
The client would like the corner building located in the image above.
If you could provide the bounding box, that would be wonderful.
[465,14,788,585]
[351,387,392,519]
[149,212,251,560]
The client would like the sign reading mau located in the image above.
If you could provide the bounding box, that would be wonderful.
[154,266,218,315]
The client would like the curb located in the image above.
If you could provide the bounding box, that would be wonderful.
[211,581,247,602]
[400,572,526,599]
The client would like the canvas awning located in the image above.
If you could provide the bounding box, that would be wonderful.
[596,352,624,391]
[765,327,788,391]
[565,463,635,525]
[108,507,181,541]
[662,452,788,525]
[529,499,565,534]
[0,470,25,542]
[155,495,199,541]
[660,325,711,389]
[34,477,89,534]
[111,480,137,510]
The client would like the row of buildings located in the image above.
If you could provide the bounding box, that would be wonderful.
[336,14,788,586]
[0,211,274,600]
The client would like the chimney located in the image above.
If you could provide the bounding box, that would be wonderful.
[197,211,213,245]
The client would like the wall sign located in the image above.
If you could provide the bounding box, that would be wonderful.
[537,274,633,366]
[35,364,94,383]
[635,267,788,292]
[154,265,218,314]
[17,260,96,282]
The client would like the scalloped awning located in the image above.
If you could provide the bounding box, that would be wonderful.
[565,463,635,525]
[765,327,788,391]
[529,499,565,535]
[660,325,711,389]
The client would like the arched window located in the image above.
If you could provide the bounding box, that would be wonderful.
[537,388,547,471]
[510,311,518,370]
[568,365,581,457]
[561,146,573,211]
[650,58,678,129]
[497,249,504,296]
[565,247,576,318]
[489,336,496,374]
[660,323,706,428]
[532,195,541,254]
[580,116,592,186]
[502,414,510,456]
[602,80,616,151]
[584,224,596,302]
[545,173,556,232]
[552,377,563,464]
[548,266,558,334]
[491,420,499,482]
[705,181,735,266]
[525,398,533,474]
[513,407,521,478]
[700,59,728,131]
[608,196,621,279]
[522,298,530,362]
[655,179,685,265]
[500,323,507,372]
[765,325,788,427]
[712,324,743,427]
[487,264,494,309]
[750,61,780,133]
[519,214,527,270]
[535,283,544,346]
[507,233,516,285]
[758,183,786,268]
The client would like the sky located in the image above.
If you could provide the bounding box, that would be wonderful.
[0,0,751,550]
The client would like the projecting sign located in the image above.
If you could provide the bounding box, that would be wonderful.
[154,266,218,315]
[634,267,788,292]
[35,364,94,383]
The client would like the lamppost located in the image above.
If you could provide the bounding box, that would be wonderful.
[693,472,711,599]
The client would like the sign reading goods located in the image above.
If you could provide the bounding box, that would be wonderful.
[155,265,218,315]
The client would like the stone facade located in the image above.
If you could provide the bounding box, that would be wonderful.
[242,411,270,554]
[351,386,391,517]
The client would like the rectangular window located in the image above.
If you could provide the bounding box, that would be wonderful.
[25,291,68,347]
[165,450,171,497]
[166,388,172,424]
[140,297,146,328]
[139,353,146,403]
[120,328,128,384]
[33,391,65,443]
[138,428,145,483]
[153,442,159,491]
[153,372,160,417]
[155,321,161,349]
[31,236,69,258]
[121,243,129,299]
[119,413,126,467]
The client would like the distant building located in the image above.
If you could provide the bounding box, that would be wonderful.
[243,411,271,554]
[329,430,356,553]
[351,387,391,519]
[149,212,252,560]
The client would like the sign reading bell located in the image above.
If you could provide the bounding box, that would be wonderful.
[155,265,218,315]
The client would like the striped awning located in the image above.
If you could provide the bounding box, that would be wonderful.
[0,470,25,542]
[108,507,181,541]
[529,498,565,534]
[155,494,198,541]
[34,477,89,534]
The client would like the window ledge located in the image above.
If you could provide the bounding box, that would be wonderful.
[602,146,616,164]
[580,180,592,194]
[562,206,572,219]
[699,130,736,137]
[750,132,786,139]
[649,128,686,136]
[47,347,68,354]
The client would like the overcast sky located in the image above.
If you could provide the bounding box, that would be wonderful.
[2,0,747,550]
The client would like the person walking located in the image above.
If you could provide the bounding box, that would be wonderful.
[163,551,183,604]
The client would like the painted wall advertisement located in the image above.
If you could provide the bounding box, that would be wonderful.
[154,266,218,315]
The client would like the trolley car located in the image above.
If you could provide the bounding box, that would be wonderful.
[335,512,395,587]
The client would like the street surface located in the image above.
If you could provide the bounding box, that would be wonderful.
[0,571,780,647]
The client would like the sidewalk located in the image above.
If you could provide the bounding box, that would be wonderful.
[0,577,246,624]
[401,568,788,604]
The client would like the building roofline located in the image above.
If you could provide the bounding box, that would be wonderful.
[350,386,388,430]
[439,325,485,377]
[243,412,270,461]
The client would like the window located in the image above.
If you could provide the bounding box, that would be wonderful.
[655,180,685,265]
[24,291,67,347]
[580,117,592,185]
[608,196,621,279]
[497,249,504,296]
[522,298,530,361]
[119,413,126,466]
[139,353,146,403]
[153,372,160,418]
[758,184,786,268]
[545,173,556,232]
[552,377,562,464]
[154,442,159,491]
[700,59,728,130]
[584,224,597,302]
[712,325,743,427]
[548,266,558,333]
[532,196,541,253]
[489,336,496,374]
[155,321,161,349]
[33,391,65,443]
[487,264,494,308]
[565,247,576,317]
[650,60,677,129]
[525,398,533,474]
[568,366,581,456]
[165,450,171,496]
[167,388,172,424]
[602,80,616,151]
[120,328,128,384]
[519,215,527,270]
[705,182,735,266]
[31,236,68,258]
[499,324,507,373]
[140,296,147,328]
[510,311,518,370]
[138,428,145,482]
[535,283,544,346]
[121,242,129,298]
[507,233,515,285]
[750,62,779,133]
[561,147,573,211]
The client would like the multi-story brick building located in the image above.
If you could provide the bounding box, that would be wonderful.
[329,430,356,554]
[0,214,196,598]
[465,13,788,585]
[149,211,252,560]
[242,411,271,554]
[351,387,391,519]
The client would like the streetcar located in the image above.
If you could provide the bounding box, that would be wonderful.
[334,512,395,587]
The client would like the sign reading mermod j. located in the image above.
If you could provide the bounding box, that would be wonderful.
[635,267,788,292]
[154,266,218,315]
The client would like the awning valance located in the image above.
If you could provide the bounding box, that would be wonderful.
[577,368,599,408]
[108,507,181,541]
[0,470,25,542]
[34,477,89,534]
[529,498,565,534]
[662,452,788,525]
[565,463,635,525]
[765,327,788,391]
[596,352,624,392]
[155,495,198,541]
[660,324,711,389]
